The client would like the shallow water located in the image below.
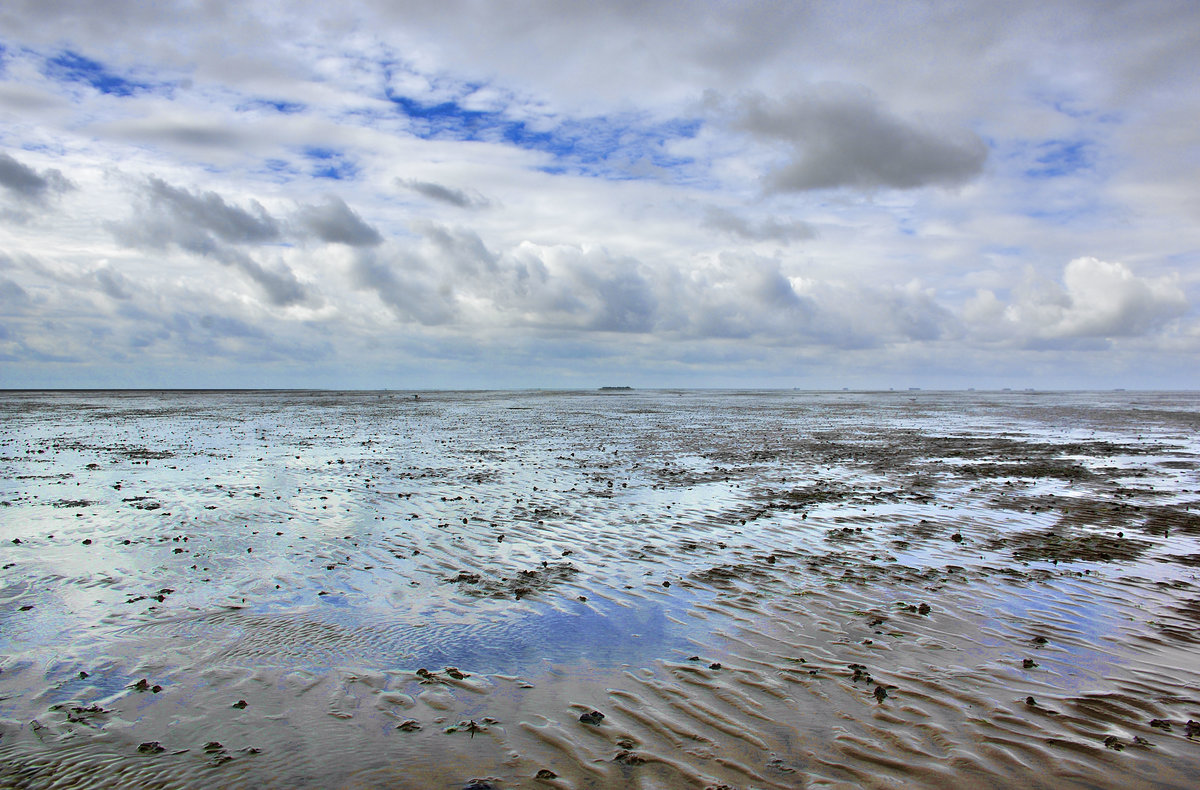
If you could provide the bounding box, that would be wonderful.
[2,389,1199,788]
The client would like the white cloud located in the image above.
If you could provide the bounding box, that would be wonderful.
[967,257,1188,345]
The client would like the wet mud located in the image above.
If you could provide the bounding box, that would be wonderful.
[2,389,1199,788]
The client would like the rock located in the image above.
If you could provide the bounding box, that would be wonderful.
[917,603,931,615]
[1149,719,1172,730]
[535,768,557,779]
[396,719,421,732]
[873,685,888,702]
[709,662,722,670]
[232,700,248,709]
[1103,735,1124,751]
[1023,659,1038,669]
[137,741,165,753]
[578,710,605,725]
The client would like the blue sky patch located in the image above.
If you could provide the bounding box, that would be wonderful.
[239,98,307,114]
[1025,139,1091,179]
[386,87,699,181]
[301,146,359,181]
[43,50,153,97]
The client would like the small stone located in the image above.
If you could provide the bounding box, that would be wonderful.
[614,749,646,765]
[396,719,421,732]
[203,741,223,751]
[1149,719,1171,730]
[1186,720,1200,737]
[151,685,162,693]
[951,532,963,543]
[709,662,722,670]
[232,700,248,709]
[137,741,165,753]
[1025,696,1037,706]
[917,603,931,615]
[132,678,151,692]
[1103,735,1124,751]
[579,710,605,725]
[78,671,89,679]
[535,768,557,779]
[662,580,670,588]
[873,685,888,702]
[1023,659,1038,669]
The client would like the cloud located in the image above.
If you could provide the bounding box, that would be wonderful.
[0,275,30,306]
[109,177,309,306]
[399,178,492,209]
[295,196,383,246]
[728,86,988,192]
[143,176,280,244]
[702,206,815,244]
[349,246,457,325]
[0,151,73,203]
[968,257,1188,344]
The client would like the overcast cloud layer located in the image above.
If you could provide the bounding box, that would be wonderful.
[1,0,1197,388]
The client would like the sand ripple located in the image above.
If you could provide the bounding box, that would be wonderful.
[3,390,1200,788]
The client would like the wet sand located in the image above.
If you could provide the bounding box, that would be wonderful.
[2,389,1199,789]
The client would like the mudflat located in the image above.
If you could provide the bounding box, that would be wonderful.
[1,389,1198,789]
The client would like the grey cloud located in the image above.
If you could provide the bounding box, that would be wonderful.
[110,177,308,306]
[730,87,987,192]
[703,206,815,244]
[97,118,253,151]
[296,196,383,246]
[0,276,30,306]
[399,179,491,209]
[0,151,73,204]
[350,247,456,325]
[418,223,497,277]
[204,245,308,307]
[145,177,280,244]
[573,256,657,333]
[91,267,132,300]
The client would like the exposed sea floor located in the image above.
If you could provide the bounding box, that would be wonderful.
[1,389,1199,789]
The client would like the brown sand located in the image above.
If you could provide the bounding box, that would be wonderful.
[1,389,1199,788]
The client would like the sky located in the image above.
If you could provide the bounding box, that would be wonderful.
[1,0,1198,390]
